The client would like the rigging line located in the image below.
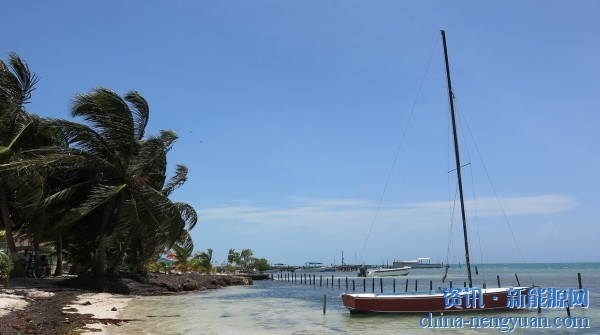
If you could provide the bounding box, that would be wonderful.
[444,182,459,282]
[453,97,534,285]
[358,33,441,264]
[455,108,487,283]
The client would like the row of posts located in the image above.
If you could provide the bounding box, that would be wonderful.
[272,272,585,294]
[273,272,452,293]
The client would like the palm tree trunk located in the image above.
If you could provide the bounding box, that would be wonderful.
[54,234,63,276]
[109,223,140,273]
[33,238,40,264]
[0,184,17,255]
[94,232,107,274]
[93,206,113,274]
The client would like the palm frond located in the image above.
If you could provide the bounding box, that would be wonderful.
[124,91,149,141]
[129,136,167,189]
[71,88,135,161]
[58,184,127,229]
[8,52,39,105]
[163,164,188,196]
[41,180,92,210]
[45,118,113,159]
[6,120,34,150]
[159,130,178,152]
[173,201,197,231]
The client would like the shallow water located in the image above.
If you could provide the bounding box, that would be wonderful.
[112,263,600,334]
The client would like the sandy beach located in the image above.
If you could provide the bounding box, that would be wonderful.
[0,273,251,334]
[63,293,134,334]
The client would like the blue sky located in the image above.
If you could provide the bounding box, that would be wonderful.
[2,1,599,266]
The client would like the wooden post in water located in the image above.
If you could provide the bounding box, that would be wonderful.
[323,294,327,314]
[515,273,520,286]
[415,279,418,292]
[352,279,355,291]
[464,282,466,288]
[566,299,571,317]
[578,272,583,289]
[326,278,328,287]
[430,280,433,291]
[380,278,384,293]
[393,279,396,293]
[450,281,453,288]
[405,279,409,292]
[320,275,322,287]
[363,278,366,292]
[497,275,501,288]
[372,278,375,293]
[346,277,348,290]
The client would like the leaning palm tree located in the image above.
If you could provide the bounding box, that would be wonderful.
[50,88,196,274]
[0,53,41,256]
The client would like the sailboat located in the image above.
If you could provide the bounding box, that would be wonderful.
[341,31,529,314]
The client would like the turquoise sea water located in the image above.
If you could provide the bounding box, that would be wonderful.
[112,263,599,334]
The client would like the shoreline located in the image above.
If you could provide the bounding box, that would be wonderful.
[63,292,134,334]
[0,273,252,334]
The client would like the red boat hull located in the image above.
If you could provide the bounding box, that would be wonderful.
[341,287,528,314]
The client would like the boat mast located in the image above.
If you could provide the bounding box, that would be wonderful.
[440,30,473,288]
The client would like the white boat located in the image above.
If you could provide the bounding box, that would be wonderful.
[393,257,442,269]
[366,266,411,277]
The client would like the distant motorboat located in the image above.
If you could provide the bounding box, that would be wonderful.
[393,257,442,269]
[366,266,411,277]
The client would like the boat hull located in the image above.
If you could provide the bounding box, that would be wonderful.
[367,267,410,277]
[341,287,528,313]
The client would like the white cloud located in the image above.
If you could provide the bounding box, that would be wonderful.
[199,194,578,233]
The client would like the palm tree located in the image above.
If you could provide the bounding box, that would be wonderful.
[171,231,194,272]
[49,88,196,274]
[0,53,40,256]
[190,248,213,274]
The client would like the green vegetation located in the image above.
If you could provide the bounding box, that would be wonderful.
[0,53,197,275]
[227,248,272,273]
[0,251,11,287]
[189,248,213,274]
